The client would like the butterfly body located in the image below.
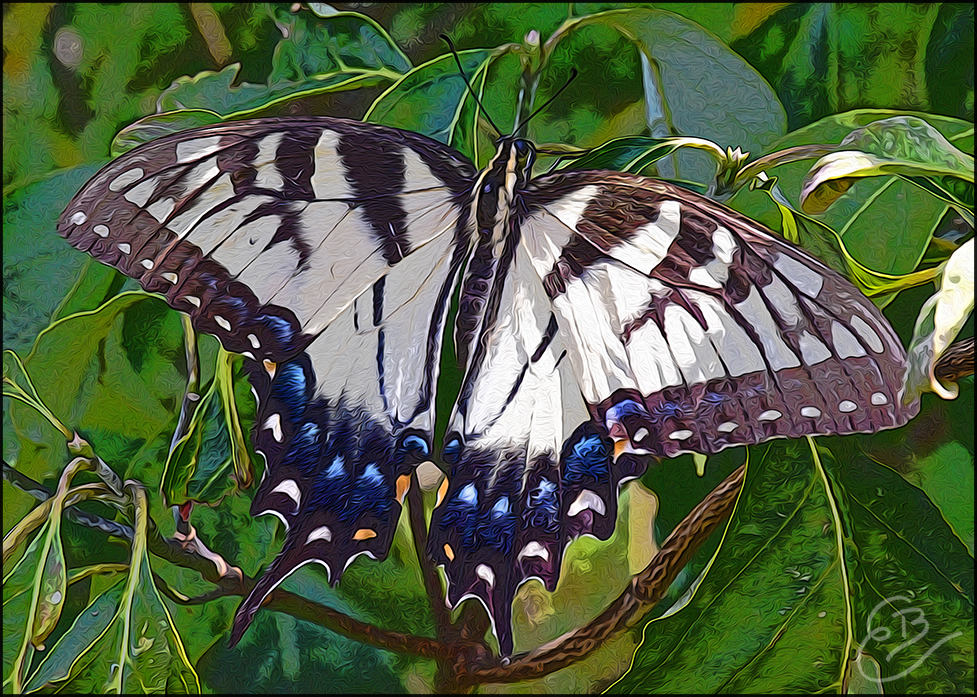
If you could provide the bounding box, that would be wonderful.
[58,116,916,655]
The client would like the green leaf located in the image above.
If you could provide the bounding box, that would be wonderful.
[281,9,412,75]
[113,66,395,154]
[612,440,850,693]
[733,110,973,276]
[28,508,67,651]
[554,136,727,183]
[195,563,406,693]
[801,117,975,214]
[638,448,746,623]
[825,448,974,692]
[24,489,199,693]
[2,166,106,358]
[910,441,976,555]
[4,516,51,692]
[366,47,506,153]
[162,350,255,506]
[731,5,941,130]
[571,8,786,185]
[9,292,185,488]
[21,580,125,691]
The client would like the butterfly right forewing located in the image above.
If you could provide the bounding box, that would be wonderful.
[520,170,917,459]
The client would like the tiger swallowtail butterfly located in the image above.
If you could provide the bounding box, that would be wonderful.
[57,116,917,655]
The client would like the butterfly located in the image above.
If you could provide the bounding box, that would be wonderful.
[57,115,917,655]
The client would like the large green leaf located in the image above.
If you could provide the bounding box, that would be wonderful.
[568,8,786,186]
[2,166,108,359]
[825,446,974,692]
[637,448,747,623]
[801,117,974,215]
[9,292,186,489]
[728,110,973,276]
[194,563,407,694]
[611,440,851,693]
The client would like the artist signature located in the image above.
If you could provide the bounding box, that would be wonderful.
[856,595,963,682]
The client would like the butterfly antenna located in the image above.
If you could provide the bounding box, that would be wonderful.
[440,34,502,138]
[513,68,578,136]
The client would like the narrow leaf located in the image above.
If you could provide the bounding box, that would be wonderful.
[801,117,974,214]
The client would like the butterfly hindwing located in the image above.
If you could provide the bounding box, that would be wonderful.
[429,241,606,655]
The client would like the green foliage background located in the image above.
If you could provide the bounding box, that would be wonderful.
[3,3,973,694]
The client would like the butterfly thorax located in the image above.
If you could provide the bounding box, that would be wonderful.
[454,137,537,374]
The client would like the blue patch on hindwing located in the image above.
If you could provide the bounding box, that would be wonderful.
[525,478,559,532]
[563,426,610,485]
[440,482,515,555]
[282,421,321,473]
[400,433,430,460]
[269,359,311,422]
[605,398,647,422]
[442,436,462,464]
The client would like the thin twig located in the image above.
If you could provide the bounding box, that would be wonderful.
[3,460,133,539]
[407,470,451,636]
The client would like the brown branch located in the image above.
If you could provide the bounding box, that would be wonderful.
[934,335,974,383]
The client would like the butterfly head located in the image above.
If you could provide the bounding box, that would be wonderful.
[488,136,536,187]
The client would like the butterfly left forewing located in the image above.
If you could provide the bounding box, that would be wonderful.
[521,170,918,460]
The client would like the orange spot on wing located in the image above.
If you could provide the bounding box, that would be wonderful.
[395,474,410,504]
[435,477,449,508]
